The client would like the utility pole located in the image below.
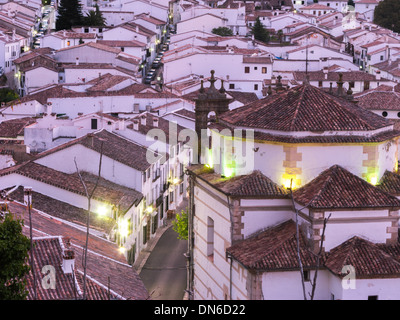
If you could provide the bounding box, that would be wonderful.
[25,187,37,300]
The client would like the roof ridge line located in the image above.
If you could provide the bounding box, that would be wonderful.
[289,86,306,131]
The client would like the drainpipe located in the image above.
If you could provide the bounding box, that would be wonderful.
[227,252,233,300]
[185,169,195,299]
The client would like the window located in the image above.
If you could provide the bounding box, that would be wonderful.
[207,217,214,261]
[84,28,89,33]
[397,112,400,118]
[262,67,267,74]
[254,84,258,90]
[179,182,184,194]
[382,111,388,117]
[368,295,378,300]
[91,118,98,129]
[303,270,311,282]
[143,224,148,244]
[254,66,258,70]
[244,66,250,73]
[229,83,235,89]
[318,81,323,87]
[67,41,70,46]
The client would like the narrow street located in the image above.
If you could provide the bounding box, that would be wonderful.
[139,225,188,300]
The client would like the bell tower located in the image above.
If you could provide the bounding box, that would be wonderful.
[194,70,230,163]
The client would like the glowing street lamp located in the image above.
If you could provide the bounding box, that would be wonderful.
[119,219,129,238]
[119,247,126,254]
[97,205,108,217]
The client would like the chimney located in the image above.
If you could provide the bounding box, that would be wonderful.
[323,66,328,79]
[153,117,159,127]
[118,119,125,130]
[23,187,32,207]
[141,114,146,125]
[47,102,52,115]
[136,25,139,33]
[133,119,139,130]
[87,133,94,147]
[376,70,381,81]
[61,239,75,274]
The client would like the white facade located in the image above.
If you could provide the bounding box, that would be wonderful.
[176,14,227,34]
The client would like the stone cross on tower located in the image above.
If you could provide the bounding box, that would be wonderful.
[194,70,230,163]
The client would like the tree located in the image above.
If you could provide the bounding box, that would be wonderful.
[251,17,270,43]
[211,27,233,37]
[172,209,188,240]
[0,212,31,300]
[0,88,18,103]
[374,0,400,33]
[288,179,330,300]
[83,4,106,27]
[56,0,84,31]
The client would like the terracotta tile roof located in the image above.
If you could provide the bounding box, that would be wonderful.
[121,21,157,37]
[293,71,378,82]
[356,90,400,111]
[0,117,36,138]
[227,220,318,270]
[0,161,143,212]
[51,30,97,39]
[325,236,400,279]
[25,236,143,300]
[293,165,400,209]
[97,39,146,48]
[219,84,391,132]
[300,3,333,10]
[10,200,148,300]
[188,165,288,198]
[127,112,190,143]
[9,186,114,234]
[134,13,166,25]
[173,108,196,119]
[377,170,400,196]
[7,80,178,106]
[183,88,258,105]
[26,236,86,300]
[57,41,122,54]
[228,220,400,278]
[34,129,161,172]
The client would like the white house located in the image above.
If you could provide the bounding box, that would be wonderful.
[354,0,383,22]
[162,44,273,98]
[41,30,97,50]
[186,81,400,300]
[176,13,228,34]
[299,3,336,16]
[24,129,167,261]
